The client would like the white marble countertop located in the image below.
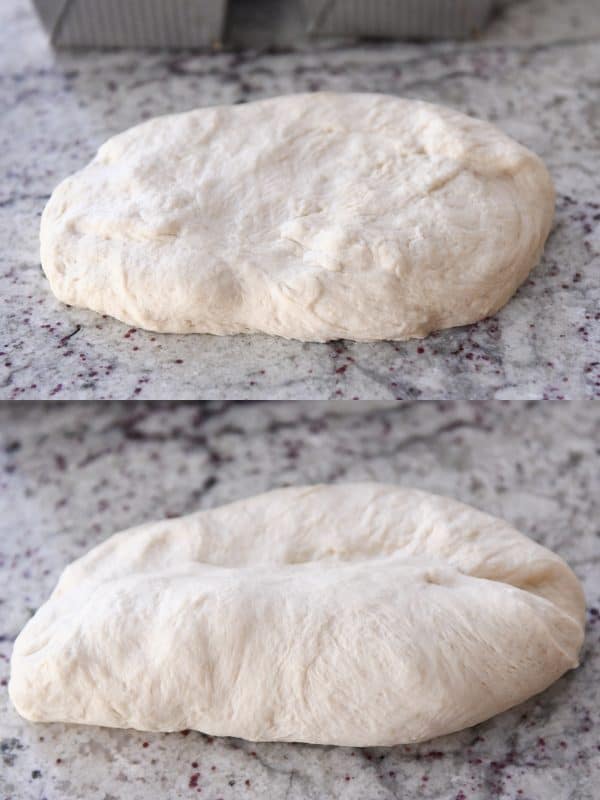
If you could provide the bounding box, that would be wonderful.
[0,400,599,799]
[1,0,600,399]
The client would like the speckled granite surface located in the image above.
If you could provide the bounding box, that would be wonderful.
[0,400,598,799]
[1,0,600,399]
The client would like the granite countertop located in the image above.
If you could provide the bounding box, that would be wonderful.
[0,400,598,799]
[1,0,600,399]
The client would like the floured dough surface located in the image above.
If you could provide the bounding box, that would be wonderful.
[10,484,584,746]
[40,93,555,342]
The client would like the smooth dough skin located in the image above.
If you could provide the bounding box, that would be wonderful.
[10,484,584,746]
[40,93,555,342]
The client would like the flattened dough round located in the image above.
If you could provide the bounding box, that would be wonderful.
[40,93,555,342]
[10,484,584,746]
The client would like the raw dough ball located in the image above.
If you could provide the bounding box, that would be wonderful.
[40,93,555,342]
[10,484,583,746]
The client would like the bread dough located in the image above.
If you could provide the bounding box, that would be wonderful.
[10,483,583,746]
[40,93,555,342]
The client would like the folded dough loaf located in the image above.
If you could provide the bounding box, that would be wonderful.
[10,484,583,745]
[40,93,555,341]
